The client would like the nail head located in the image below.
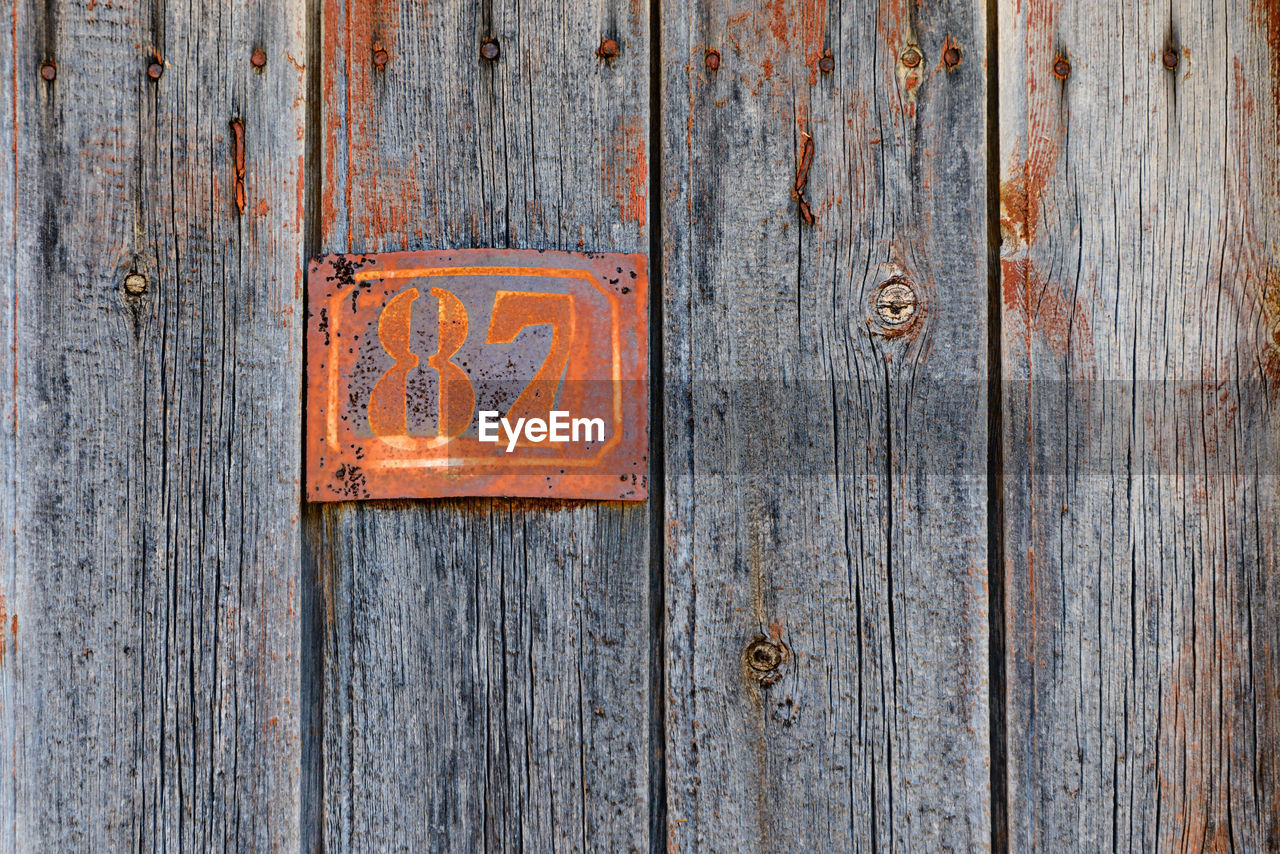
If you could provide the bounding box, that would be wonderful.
[372,47,389,67]
[480,39,500,62]
[40,60,56,81]
[704,48,721,71]
[251,47,267,68]
[818,52,835,73]
[147,59,164,80]
[1162,48,1179,70]
[597,38,619,60]
[900,46,922,68]
[944,45,962,68]
[1053,55,1072,79]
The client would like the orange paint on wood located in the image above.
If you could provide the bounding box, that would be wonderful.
[1252,0,1280,121]
[1002,0,1062,250]
[1001,257,1094,362]
[322,0,412,250]
[609,119,648,228]
[726,0,826,89]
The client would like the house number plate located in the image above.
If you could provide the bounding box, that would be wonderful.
[306,249,649,501]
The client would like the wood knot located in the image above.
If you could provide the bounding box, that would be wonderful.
[744,636,787,683]
[870,277,919,336]
[123,272,148,296]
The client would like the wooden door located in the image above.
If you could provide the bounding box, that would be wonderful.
[2,0,1276,851]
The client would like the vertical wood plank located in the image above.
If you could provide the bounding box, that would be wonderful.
[0,3,16,848]
[999,0,1280,848]
[660,0,990,850]
[0,1,306,849]
[314,1,652,850]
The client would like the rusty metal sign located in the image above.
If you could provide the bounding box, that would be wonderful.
[306,249,649,501]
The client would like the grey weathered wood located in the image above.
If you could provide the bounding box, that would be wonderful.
[0,6,16,850]
[660,1,991,850]
[999,0,1280,848]
[313,1,653,850]
[0,1,306,850]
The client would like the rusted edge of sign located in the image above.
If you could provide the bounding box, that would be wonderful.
[305,248,649,502]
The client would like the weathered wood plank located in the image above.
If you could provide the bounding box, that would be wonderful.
[0,5,17,850]
[0,1,306,849]
[313,1,653,850]
[999,0,1280,848]
[660,0,991,850]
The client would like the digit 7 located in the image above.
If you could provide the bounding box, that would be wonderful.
[485,291,575,426]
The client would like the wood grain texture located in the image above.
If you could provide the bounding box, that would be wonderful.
[0,1,306,850]
[313,0,653,850]
[999,0,1280,848]
[659,0,990,850]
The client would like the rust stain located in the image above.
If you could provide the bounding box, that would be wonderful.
[794,133,814,192]
[0,594,5,665]
[230,118,246,215]
[940,34,962,70]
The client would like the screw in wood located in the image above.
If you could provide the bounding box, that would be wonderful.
[873,278,918,327]
[480,39,500,62]
[704,48,721,72]
[251,47,267,69]
[123,272,148,296]
[745,637,786,673]
[40,60,56,81]
[818,52,835,73]
[372,47,389,68]
[1053,55,1072,79]
[1162,48,1179,70]
[147,58,164,80]
[597,38,619,60]
[944,45,962,68]
[900,46,922,68]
